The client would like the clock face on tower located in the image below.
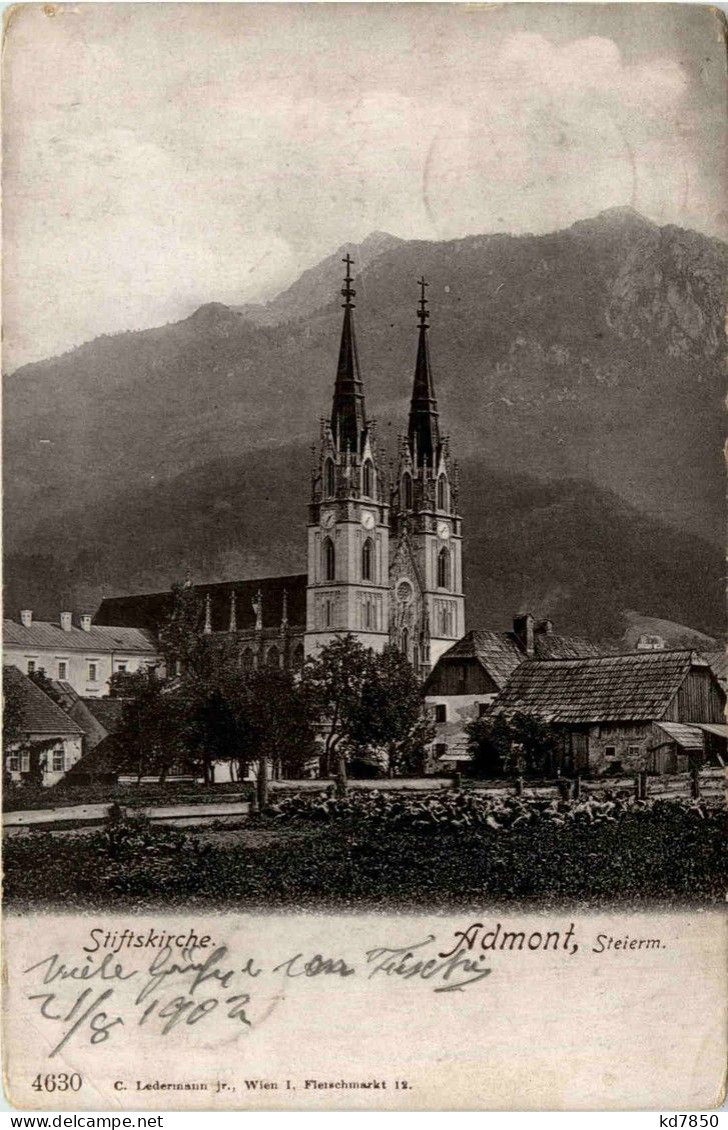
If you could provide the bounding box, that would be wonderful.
[360,510,376,530]
[437,521,450,541]
[321,510,336,530]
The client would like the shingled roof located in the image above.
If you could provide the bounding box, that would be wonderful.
[81,697,126,734]
[434,628,600,691]
[494,650,700,723]
[3,619,157,654]
[3,665,83,736]
[535,633,600,660]
[95,574,307,634]
[439,631,526,690]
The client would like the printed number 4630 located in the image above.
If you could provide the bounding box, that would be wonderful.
[32,1073,82,1093]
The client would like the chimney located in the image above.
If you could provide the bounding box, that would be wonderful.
[80,613,92,632]
[536,618,554,636]
[19,609,32,628]
[60,611,72,632]
[513,613,535,657]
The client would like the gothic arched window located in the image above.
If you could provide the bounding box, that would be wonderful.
[437,546,451,590]
[292,643,304,670]
[323,537,335,582]
[402,472,413,510]
[361,537,373,582]
[240,648,254,671]
[401,627,409,658]
[437,474,448,511]
[325,458,336,498]
[267,645,280,668]
[362,459,374,498]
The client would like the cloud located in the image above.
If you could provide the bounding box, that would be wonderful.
[422,33,693,239]
[1,8,718,371]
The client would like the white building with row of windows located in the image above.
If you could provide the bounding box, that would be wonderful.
[3,609,158,697]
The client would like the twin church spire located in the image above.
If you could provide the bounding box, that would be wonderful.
[331,253,367,453]
[306,252,464,667]
[326,254,442,466]
[408,276,441,468]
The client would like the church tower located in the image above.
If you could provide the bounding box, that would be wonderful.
[389,278,465,672]
[305,256,390,655]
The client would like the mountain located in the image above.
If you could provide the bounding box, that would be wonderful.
[235,230,403,326]
[3,449,722,644]
[3,209,726,641]
[619,611,718,651]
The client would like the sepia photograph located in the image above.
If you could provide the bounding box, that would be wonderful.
[1,1,726,1111]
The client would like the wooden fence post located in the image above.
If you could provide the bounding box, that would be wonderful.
[257,756,269,810]
[573,775,581,801]
[691,766,701,800]
[515,776,524,797]
[639,771,648,800]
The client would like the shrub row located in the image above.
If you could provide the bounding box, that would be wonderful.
[4,796,725,911]
[267,788,720,829]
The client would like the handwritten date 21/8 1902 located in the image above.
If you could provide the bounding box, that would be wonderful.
[21,934,492,1059]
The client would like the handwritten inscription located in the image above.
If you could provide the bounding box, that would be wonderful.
[365,935,492,992]
[24,944,260,1058]
[20,921,664,1060]
[21,932,491,1059]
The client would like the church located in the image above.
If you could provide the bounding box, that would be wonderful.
[95,255,466,677]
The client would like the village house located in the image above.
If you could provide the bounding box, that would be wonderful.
[3,610,159,697]
[423,614,599,771]
[3,665,84,786]
[491,649,727,775]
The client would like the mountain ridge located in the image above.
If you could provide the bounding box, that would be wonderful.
[4,209,725,642]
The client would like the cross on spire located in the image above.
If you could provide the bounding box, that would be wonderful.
[341,253,356,308]
[418,275,429,325]
[417,276,429,328]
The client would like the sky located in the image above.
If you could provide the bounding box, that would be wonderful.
[3,2,726,370]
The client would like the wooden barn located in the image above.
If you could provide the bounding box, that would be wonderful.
[492,650,726,775]
[422,615,599,771]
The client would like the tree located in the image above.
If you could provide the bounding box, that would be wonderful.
[113,669,187,783]
[178,657,317,798]
[223,667,317,807]
[157,580,206,677]
[302,635,375,795]
[108,669,154,699]
[3,667,25,750]
[182,679,242,784]
[3,667,25,790]
[349,644,435,776]
[465,709,561,778]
